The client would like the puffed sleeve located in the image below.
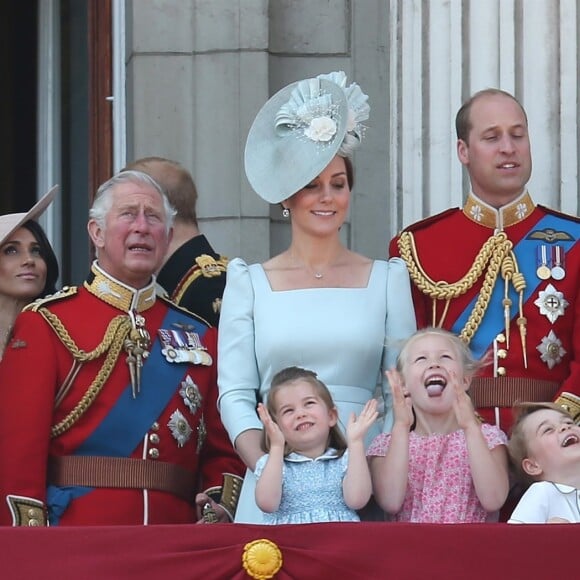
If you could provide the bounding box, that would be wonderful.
[217,258,263,444]
[382,257,416,431]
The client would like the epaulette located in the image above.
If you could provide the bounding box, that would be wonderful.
[399,207,461,234]
[23,286,78,312]
[157,292,213,328]
[537,204,580,224]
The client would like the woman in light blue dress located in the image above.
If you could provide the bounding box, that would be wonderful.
[218,72,416,523]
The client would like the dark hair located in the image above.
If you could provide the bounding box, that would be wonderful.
[455,88,528,143]
[508,401,573,487]
[22,220,59,296]
[124,156,198,225]
[342,155,355,190]
[261,366,347,456]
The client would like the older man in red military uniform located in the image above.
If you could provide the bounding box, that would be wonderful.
[390,89,580,433]
[0,170,243,526]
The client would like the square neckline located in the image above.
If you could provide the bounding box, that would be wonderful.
[253,260,382,293]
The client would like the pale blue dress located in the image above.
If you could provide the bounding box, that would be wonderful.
[217,257,416,523]
[254,449,359,524]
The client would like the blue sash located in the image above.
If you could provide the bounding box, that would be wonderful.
[452,214,579,358]
[47,306,208,524]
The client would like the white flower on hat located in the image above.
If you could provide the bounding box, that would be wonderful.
[304,116,337,142]
[317,71,370,156]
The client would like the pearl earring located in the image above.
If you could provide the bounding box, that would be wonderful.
[282,208,290,218]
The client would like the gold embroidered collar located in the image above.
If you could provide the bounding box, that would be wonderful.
[463,190,535,230]
[84,261,156,313]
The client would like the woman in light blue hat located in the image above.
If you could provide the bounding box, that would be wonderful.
[217,72,416,523]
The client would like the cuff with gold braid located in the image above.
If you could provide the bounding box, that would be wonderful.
[555,392,580,423]
[204,473,243,522]
[7,495,48,526]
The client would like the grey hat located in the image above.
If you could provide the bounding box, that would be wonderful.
[245,72,369,204]
[0,185,58,247]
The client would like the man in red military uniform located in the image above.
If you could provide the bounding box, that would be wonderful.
[0,170,244,526]
[390,89,580,433]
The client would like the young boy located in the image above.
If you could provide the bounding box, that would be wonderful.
[508,402,580,523]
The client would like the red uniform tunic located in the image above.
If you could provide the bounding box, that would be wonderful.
[390,192,580,432]
[0,263,243,526]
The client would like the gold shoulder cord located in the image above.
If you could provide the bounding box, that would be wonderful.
[398,231,527,362]
[38,308,132,438]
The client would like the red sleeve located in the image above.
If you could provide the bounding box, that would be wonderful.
[0,311,61,525]
[197,328,245,494]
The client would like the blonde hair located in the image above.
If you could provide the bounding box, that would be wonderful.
[396,327,484,378]
[262,366,347,457]
[508,401,573,486]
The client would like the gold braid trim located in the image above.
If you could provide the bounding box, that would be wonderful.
[398,231,513,344]
[38,308,132,438]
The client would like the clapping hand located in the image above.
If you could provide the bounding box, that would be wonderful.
[450,371,477,430]
[346,398,379,444]
[386,368,414,429]
[257,402,285,451]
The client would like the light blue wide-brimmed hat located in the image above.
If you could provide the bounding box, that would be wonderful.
[244,71,370,204]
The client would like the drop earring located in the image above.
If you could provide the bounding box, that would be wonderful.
[282,207,290,218]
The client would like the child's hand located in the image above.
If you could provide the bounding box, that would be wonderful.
[450,372,477,430]
[346,399,379,444]
[257,403,285,450]
[386,368,414,428]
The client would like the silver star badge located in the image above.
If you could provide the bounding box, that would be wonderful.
[167,409,192,447]
[536,330,567,369]
[534,283,569,324]
[179,375,202,414]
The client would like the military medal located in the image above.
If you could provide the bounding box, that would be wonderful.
[158,327,213,366]
[179,375,202,414]
[536,245,551,280]
[534,283,569,323]
[551,245,566,280]
[167,409,192,447]
[536,330,567,369]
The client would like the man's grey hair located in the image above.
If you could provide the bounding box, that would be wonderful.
[89,170,177,234]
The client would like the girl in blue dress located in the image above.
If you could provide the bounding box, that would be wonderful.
[255,366,378,524]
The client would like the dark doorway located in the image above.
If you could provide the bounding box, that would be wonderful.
[0,1,38,214]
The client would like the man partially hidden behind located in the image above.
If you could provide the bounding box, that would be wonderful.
[390,89,580,433]
[0,170,243,526]
[125,157,227,326]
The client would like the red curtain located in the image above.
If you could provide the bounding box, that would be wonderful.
[1,522,567,579]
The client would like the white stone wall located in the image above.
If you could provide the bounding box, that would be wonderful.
[125,0,580,264]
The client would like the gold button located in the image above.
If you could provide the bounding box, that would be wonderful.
[497,367,506,376]
[148,448,160,459]
[28,519,39,526]
[497,349,508,359]
[149,433,160,444]
[151,422,160,431]
[27,508,37,518]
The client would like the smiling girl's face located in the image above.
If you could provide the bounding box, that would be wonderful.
[271,379,338,458]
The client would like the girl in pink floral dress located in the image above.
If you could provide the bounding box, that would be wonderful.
[367,328,509,523]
